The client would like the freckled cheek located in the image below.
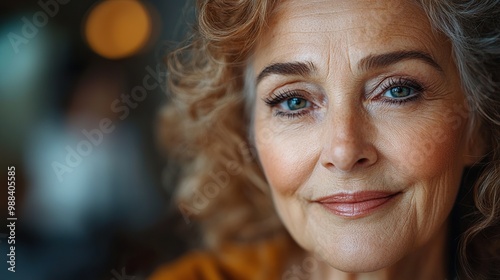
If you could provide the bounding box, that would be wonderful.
[386,118,465,183]
[255,126,318,196]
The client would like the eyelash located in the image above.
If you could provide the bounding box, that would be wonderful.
[263,90,306,106]
[263,90,312,119]
[376,77,425,105]
[263,77,425,119]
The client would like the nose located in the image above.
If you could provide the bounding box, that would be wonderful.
[320,109,377,172]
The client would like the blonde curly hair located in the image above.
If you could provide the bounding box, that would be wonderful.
[159,0,500,278]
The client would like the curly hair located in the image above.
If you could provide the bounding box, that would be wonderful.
[160,0,500,278]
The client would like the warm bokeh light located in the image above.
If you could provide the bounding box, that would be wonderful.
[84,0,152,59]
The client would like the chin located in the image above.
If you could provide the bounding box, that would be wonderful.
[299,227,412,274]
[326,254,399,273]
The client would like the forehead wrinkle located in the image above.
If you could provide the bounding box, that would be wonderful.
[271,7,384,34]
[254,0,452,83]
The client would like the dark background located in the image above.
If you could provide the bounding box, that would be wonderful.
[0,1,195,279]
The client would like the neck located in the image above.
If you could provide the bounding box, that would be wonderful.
[311,223,449,280]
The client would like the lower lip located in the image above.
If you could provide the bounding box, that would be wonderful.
[318,193,399,218]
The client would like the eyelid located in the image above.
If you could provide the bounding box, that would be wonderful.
[263,89,309,106]
[370,76,427,107]
[370,76,426,99]
[263,81,326,106]
[262,89,318,119]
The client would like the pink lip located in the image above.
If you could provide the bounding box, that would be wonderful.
[315,191,400,218]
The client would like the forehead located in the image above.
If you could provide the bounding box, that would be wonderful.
[253,0,451,73]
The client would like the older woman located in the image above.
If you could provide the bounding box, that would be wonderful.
[151,0,500,279]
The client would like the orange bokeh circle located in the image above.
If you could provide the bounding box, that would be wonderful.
[84,0,152,59]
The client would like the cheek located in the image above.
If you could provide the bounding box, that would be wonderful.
[254,121,319,196]
[383,109,467,235]
[387,111,466,182]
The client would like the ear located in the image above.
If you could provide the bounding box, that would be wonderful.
[463,120,488,166]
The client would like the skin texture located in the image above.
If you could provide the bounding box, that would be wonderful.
[250,0,481,278]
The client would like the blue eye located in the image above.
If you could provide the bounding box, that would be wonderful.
[383,86,414,99]
[376,77,425,105]
[284,97,309,110]
[263,90,313,119]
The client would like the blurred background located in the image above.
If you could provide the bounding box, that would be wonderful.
[0,1,195,279]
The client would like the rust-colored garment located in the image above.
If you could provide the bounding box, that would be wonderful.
[149,236,290,280]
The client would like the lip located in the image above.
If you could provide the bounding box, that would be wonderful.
[314,191,400,218]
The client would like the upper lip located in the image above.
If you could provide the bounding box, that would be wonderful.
[314,191,400,203]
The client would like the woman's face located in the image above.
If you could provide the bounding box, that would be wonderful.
[251,0,475,272]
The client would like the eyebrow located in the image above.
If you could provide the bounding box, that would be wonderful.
[358,50,443,72]
[256,61,317,84]
[255,50,443,85]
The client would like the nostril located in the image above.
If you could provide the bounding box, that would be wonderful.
[357,158,369,165]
